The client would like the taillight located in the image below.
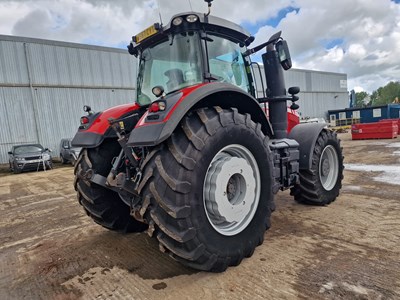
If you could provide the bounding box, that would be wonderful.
[149,101,166,113]
[80,116,90,125]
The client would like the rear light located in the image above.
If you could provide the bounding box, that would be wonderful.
[80,116,89,125]
[149,103,160,113]
[149,101,166,113]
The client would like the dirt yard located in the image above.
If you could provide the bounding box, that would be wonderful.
[0,132,399,300]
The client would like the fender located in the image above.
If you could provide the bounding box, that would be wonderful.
[127,82,273,147]
[288,123,327,169]
[72,103,142,148]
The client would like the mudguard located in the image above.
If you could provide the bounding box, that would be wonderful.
[288,123,327,169]
[72,103,142,148]
[127,82,273,147]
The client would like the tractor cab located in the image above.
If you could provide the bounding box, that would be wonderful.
[128,11,256,105]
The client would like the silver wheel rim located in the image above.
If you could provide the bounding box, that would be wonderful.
[203,144,261,236]
[319,145,339,191]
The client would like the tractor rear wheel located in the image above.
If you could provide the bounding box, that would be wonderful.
[138,107,274,272]
[290,129,344,205]
[74,140,147,233]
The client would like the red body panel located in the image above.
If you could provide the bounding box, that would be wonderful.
[136,82,300,133]
[136,83,207,128]
[263,107,300,133]
[85,103,141,134]
[287,109,300,132]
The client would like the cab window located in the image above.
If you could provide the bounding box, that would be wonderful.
[206,35,250,93]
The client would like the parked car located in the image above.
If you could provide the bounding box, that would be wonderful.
[8,144,52,174]
[59,138,82,165]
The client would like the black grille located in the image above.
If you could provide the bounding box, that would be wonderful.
[25,156,41,160]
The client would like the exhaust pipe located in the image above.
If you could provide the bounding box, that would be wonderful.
[262,48,288,139]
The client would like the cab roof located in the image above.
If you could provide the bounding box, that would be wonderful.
[129,12,253,55]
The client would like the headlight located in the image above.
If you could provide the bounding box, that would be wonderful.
[15,157,25,161]
[172,17,183,26]
[42,154,50,160]
[186,15,198,23]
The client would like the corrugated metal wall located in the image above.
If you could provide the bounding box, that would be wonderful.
[0,35,136,163]
[0,34,348,164]
[252,65,348,120]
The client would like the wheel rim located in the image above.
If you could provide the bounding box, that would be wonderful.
[203,144,261,236]
[319,145,339,191]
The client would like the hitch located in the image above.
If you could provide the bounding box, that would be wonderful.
[77,164,141,197]
[108,117,140,167]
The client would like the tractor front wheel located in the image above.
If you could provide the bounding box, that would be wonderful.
[290,129,344,205]
[138,107,274,272]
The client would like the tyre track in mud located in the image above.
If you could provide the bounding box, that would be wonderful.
[0,132,399,299]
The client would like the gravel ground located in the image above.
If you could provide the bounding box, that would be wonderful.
[0,131,399,299]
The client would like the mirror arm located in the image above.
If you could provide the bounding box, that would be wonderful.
[243,31,282,57]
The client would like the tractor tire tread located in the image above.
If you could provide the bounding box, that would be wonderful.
[291,129,344,206]
[74,143,147,233]
[139,107,274,272]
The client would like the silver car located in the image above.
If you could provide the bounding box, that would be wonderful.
[59,138,82,165]
[8,144,52,174]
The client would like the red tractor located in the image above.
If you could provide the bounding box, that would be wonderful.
[72,0,344,272]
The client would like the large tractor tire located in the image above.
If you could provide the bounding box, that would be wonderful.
[74,140,147,233]
[290,129,344,205]
[138,107,274,272]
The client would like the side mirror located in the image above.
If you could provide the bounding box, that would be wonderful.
[276,40,292,70]
[45,148,52,152]
[8,151,12,155]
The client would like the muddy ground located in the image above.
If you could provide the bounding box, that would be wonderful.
[0,132,399,299]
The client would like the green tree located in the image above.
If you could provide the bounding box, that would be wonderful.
[371,81,400,105]
[355,91,368,107]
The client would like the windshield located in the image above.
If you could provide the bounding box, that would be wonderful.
[14,145,44,154]
[136,32,203,105]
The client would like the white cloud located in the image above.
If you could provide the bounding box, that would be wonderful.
[353,86,364,93]
[252,0,400,93]
[348,44,367,60]
[0,0,399,93]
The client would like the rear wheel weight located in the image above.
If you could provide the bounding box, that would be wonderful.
[291,129,344,205]
[203,144,261,236]
[139,107,274,272]
[74,140,147,233]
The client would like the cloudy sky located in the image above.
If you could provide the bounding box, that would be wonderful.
[1,0,399,93]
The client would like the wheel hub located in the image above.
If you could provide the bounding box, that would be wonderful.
[203,144,261,236]
[321,158,330,176]
[319,145,339,191]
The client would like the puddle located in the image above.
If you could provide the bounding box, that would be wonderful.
[344,164,400,186]
[342,185,362,191]
[386,142,400,148]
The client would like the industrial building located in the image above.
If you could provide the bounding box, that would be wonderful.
[0,34,348,164]
[328,104,400,126]
[253,66,348,121]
